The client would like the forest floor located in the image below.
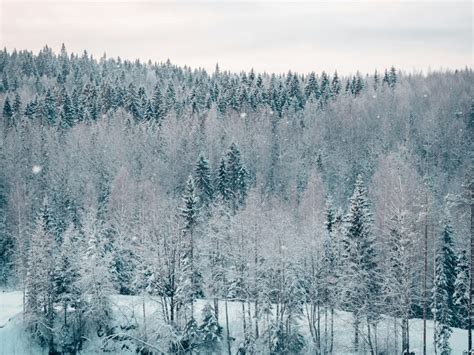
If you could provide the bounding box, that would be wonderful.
[0,290,469,354]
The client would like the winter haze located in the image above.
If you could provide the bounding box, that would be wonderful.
[0,1,472,355]
[1,1,472,73]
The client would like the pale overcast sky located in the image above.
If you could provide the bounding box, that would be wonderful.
[1,1,472,74]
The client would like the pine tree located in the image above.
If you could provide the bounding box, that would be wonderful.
[382,69,390,86]
[178,176,203,317]
[143,100,154,121]
[453,250,469,329]
[194,154,214,211]
[223,143,248,210]
[43,89,57,125]
[343,175,380,353]
[373,70,380,90]
[12,92,22,114]
[319,71,330,103]
[125,83,141,120]
[199,303,223,353]
[331,71,341,98]
[389,66,397,88]
[60,92,75,129]
[165,83,176,115]
[2,96,13,124]
[53,224,83,351]
[304,72,320,99]
[216,157,231,202]
[25,212,57,352]
[431,220,456,354]
[152,84,164,121]
[78,206,113,335]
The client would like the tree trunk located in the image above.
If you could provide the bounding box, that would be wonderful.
[242,301,247,337]
[255,299,259,338]
[330,307,334,354]
[225,299,231,355]
[324,306,328,353]
[469,180,473,352]
[423,195,428,355]
[367,321,374,355]
[406,318,410,355]
[214,297,219,322]
[317,304,321,353]
[142,295,147,342]
[354,315,359,353]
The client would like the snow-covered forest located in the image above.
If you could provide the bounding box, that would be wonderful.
[0,46,472,354]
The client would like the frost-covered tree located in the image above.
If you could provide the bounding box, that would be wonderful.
[25,211,57,352]
[343,175,381,353]
[194,154,214,212]
[178,176,203,318]
[432,219,457,355]
[453,250,469,329]
[199,303,223,354]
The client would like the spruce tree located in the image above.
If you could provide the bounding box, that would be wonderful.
[199,303,223,353]
[12,92,22,114]
[331,71,341,98]
[25,212,57,352]
[53,224,83,351]
[453,250,469,329]
[2,96,13,124]
[125,83,141,120]
[389,66,397,88]
[216,157,231,202]
[60,92,75,129]
[178,176,203,317]
[343,175,380,353]
[304,72,320,99]
[151,84,164,121]
[43,89,57,125]
[194,154,214,211]
[431,220,456,354]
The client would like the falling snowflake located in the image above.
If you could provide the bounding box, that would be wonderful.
[372,95,377,99]
[423,94,428,98]
[32,165,42,174]
[240,112,247,118]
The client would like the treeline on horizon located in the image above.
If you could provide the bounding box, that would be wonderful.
[0,45,472,354]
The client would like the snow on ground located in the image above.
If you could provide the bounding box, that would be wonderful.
[0,291,470,354]
[0,291,22,327]
[0,291,45,355]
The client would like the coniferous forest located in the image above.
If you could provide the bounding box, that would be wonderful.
[0,46,472,354]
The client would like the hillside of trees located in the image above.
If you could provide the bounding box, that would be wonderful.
[0,45,472,354]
